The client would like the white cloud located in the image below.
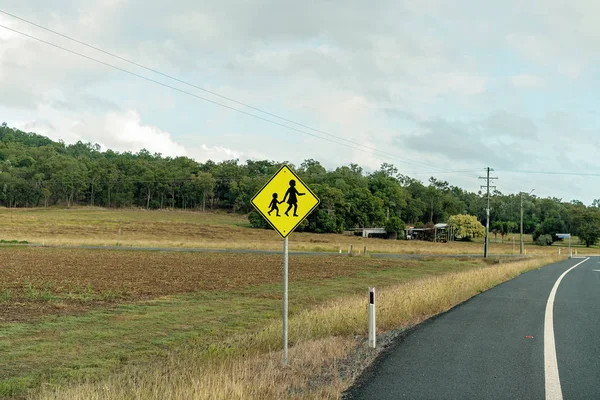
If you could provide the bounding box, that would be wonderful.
[189,144,244,162]
[73,110,187,157]
[0,16,18,40]
[505,34,553,65]
[510,74,545,89]
[14,108,187,157]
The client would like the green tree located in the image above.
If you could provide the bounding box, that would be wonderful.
[385,216,405,240]
[448,214,485,241]
[578,219,600,247]
[368,166,408,220]
[192,172,216,211]
[492,221,504,242]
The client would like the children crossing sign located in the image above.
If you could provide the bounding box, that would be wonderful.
[251,164,319,366]
[251,165,320,239]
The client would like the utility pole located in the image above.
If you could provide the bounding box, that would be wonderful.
[479,167,498,258]
[520,194,524,255]
[520,189,535,254]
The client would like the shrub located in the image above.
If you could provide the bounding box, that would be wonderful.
[535,234,553,246]
[385,217,405,234]
[248,210,268,229]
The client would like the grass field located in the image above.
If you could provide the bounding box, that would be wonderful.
[1,246,509,398]
[0,207,594,255]
[24,254,560,400]
[0,207,580,398]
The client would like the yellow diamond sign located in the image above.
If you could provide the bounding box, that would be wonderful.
[251,165,320,238]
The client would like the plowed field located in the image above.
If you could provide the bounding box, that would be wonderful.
[0,247,420,322]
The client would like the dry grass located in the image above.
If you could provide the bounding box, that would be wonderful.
[36,255,561,400]
[36,337,355,400]
[0,207,587,256]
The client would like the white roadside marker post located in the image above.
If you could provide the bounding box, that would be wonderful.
[368,287,376,348]
[569,235,572,258]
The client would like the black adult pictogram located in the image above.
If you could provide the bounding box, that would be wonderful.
[268,193,281,216]
[281,179,305,217]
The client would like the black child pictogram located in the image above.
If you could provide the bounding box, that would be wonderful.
[282,179,305,217]
[268,193,281,216]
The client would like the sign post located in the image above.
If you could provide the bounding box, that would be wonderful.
[283,237,288,364]
[251,165,320,366]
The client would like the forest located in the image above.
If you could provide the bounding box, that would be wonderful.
[1,122,599,245]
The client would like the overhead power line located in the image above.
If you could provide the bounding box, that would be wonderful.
[0,25,368,154]
[0,12,449,173]
[495,169,600,177]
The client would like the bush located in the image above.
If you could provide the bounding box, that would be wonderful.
[385,217,405,234]
[535,234,553,246]
[248,210,269,229]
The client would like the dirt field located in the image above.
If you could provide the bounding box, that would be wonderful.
[0,247,432,322]
[1,245,495,398]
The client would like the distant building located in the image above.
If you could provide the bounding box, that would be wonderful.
[350,228,387,238]
[405,223,454,242]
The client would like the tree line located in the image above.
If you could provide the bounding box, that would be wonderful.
[1,122,599,245]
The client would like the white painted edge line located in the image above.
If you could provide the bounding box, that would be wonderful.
[544,257,590,400]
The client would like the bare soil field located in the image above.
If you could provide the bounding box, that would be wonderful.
[0,247,427,322]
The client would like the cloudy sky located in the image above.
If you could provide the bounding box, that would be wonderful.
[1,0,599,203]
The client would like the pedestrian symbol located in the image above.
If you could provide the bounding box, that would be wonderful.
[251,165,320,238]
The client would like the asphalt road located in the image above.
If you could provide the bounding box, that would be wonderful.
[346,256,600,400]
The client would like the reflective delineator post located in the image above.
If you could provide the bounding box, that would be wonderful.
[283,237,288,366]
[569,235,572,258]
[368,287,376,348]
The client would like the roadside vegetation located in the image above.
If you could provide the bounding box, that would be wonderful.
[2,247,500,398]
[24,255,560,399]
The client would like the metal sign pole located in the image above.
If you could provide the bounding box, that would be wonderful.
[283,237,289,366]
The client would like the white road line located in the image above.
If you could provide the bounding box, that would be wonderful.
[545,257,590,400]
[592,270,600,272]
